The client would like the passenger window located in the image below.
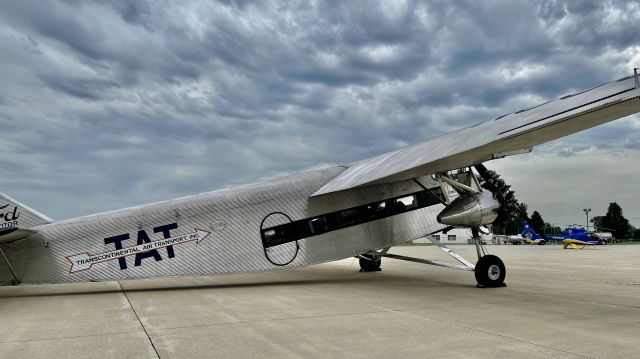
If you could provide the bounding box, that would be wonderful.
[365,202,386,220]
[262,224,294,247]
[263,229,276,242]
[417,188,443,207]
[394,195,417,213]
[263,188,443,245]
[338,209,358,227]
[294,221,312,239]
[309,217,327,234]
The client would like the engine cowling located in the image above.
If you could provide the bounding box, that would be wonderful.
[436,191,499,227]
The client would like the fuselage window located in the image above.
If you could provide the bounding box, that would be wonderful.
[309,217,327,234]
[263,224,295,247]
[293,220,313,239]
[365,202,386,221]
[395,195,417,213]
[263,229,276,243]
[338,209,359,228]
[417,189,443,207]
[261,186,444,248]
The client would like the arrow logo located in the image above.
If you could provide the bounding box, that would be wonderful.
[66,228,210,273]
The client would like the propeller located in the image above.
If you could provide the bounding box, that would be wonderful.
[473,163,548,240]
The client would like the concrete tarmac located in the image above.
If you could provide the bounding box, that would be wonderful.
[0,245,639,359]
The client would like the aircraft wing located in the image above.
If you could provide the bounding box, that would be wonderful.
[313,74,640,196]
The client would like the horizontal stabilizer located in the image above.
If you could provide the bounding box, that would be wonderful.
[0,227,38,243]
[313,74,640,196]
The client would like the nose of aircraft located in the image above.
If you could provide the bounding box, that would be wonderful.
[437,194,480,226]
[437,192,499,227]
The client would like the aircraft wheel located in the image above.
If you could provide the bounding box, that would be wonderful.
[359,254,381,272]
[475,255,506,287]
[539,240,546,245]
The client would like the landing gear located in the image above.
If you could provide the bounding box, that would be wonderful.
[474,254,506,287]
[471,230,506,287]
[357,234,506,288]
[359,254,381,272]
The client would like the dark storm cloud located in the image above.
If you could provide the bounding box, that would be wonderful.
[0,0,639,219]
[538,1,640,52]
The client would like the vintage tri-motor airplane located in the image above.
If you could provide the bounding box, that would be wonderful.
[2,71,640,288]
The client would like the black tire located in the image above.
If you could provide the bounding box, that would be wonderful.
[539,240,546,245]
[359,254,381,272]
[474,254,506,287]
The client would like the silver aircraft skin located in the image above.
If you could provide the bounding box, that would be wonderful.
[0,169,448,284]
[2,72,640,286]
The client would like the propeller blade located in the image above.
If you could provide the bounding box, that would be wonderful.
[474,163,548,240]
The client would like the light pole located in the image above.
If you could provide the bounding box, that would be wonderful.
[583,208,591,232]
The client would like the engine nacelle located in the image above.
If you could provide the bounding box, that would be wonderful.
[436,191,499,227]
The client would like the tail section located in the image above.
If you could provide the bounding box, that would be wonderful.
[520,221,538,239]
[0,193,52,284]
[0,193,53,230]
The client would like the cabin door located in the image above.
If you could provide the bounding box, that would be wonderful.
[260,212,299,266]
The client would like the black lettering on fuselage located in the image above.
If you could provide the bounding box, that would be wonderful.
[103,223,179,271]
[0,204,20,222]
[103,233,131,270]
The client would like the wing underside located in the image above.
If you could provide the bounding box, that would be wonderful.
[313,74,640,196]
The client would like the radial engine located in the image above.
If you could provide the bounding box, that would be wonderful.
[435,164,521,228]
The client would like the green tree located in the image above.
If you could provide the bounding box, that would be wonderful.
[529,210,545,235]
[602,202,629,239]
[545,222,561,234]
[590,216,605,231]
[493,202,529,235]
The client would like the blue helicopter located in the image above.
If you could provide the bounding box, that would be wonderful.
[514,221,605,248]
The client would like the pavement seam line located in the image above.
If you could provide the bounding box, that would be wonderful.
[118,281,161,359]
[0,330,143,345]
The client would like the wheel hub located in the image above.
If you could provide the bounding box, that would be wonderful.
[488,264,501,281]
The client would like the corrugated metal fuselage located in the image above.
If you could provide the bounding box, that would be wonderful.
[0,166,447,284]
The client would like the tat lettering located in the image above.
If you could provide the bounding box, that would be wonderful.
[66,225,210,274]
[103,222,179,270]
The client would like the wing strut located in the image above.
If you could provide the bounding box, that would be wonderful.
[0,247,19,285]
[369,234,476,271]
[412,178,447,205]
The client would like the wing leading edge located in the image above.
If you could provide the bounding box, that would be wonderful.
[313,74,640,197]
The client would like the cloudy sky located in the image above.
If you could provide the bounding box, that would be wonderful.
[1,0,640,230]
